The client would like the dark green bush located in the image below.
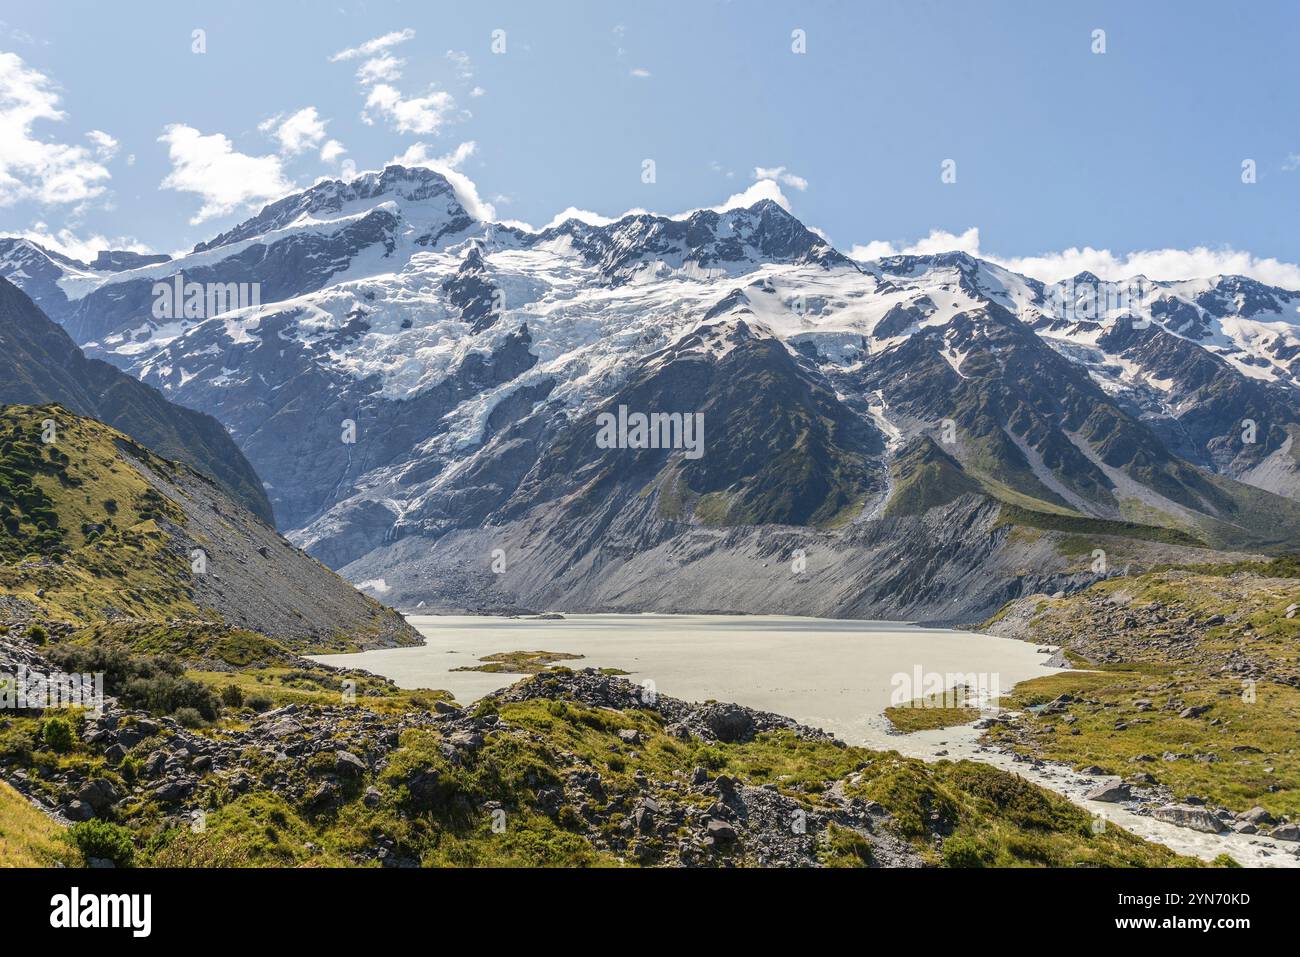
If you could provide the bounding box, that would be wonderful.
[41,716,75,753]
[67,819,135,867]
[173,707,205,728]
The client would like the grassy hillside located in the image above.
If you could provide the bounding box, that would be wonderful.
[0,780,75,867]
[984,566,1300,818]
[0,403,417,657]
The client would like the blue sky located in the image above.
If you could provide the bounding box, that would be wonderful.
[1,0,1298,283]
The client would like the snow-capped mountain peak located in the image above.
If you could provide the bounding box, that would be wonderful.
[193,165,476,254]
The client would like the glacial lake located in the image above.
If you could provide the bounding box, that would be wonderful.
[311,613,1056,749]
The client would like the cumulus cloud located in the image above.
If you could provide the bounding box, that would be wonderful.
[753,165,807,191]
[329,29,415,63]
[848,226,1300,287]
[363,84,455,134]
[4,222,151,263]
[85,130,118,161]
[158,123,293,224]
[0,52,113,206]
[848,227,981,262]
[714,177,793,213]
[356,54,403,85]
[445,50,473,80]
[388,140,495,221]
[542,207,620,230]
[335,28,457,135]
[998,245,1300,288]
[629,67,651,78]
[319,138,347,164]
[260,107,327,156]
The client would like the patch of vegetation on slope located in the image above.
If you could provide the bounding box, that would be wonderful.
[0,779,76,867]
[883,437,982,517]
[996,504,1205,546]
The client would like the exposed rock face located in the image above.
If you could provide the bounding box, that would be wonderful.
[442,243,501,333]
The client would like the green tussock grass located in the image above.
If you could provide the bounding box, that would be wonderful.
[0,779,77,867]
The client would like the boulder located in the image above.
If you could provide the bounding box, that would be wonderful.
[632,799,659,835]
[64,799,95,822]
[1151,805,1225,833]
[447,730,484,752]
[1268,823,1300,842]
[1238,806,1275,826]
[705,819,737,845]
[75,778,121,813]
[335,750,367,778]
[1083,777,1130,802]
[152,779,193,803]
[406,770,442,807]
[696,703,755,743]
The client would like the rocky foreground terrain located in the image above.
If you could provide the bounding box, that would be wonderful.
[0,614,1193,868]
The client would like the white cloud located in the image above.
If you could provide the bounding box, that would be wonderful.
[260,106,329,156]
[469,86,486,98]
[542,206,619,230]
[319,139,347,164]
[388,140,495,221]
[848,226,1300,287]
[330,29,415,63]
[356,54,403,85]
[714,177,793,213]
[848,227,981,262]
[446,50,473,80]
[999,245,1300,289]
[753,165,807,191]
[0,52,113,206]
[4,222,150,263]
[363,84,455,135]
[629,67,651,78]
[85,129,118,161]
[158,123,293,224]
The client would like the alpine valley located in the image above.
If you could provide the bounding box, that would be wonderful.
[4,164,1299,623]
